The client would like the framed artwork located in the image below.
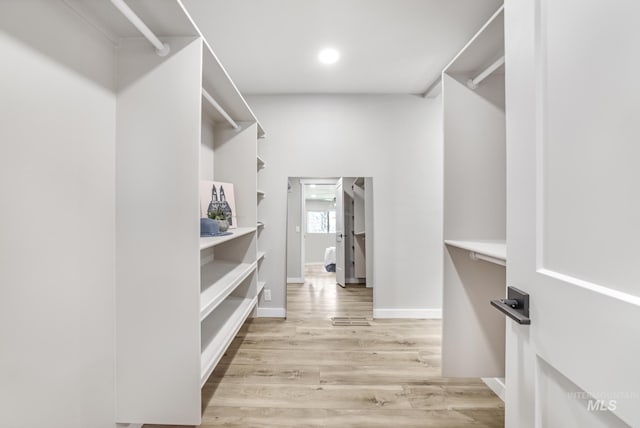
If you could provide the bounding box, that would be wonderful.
[199,180,237,229]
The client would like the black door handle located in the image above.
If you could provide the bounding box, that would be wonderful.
[491,286,531,325]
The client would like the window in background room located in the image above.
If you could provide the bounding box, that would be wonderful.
[307,210,336,234]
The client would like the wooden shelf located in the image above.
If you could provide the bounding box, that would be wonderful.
[257,251,266,262]
[200,260,257,321]
[257,156,265,169]
[257,281,266,294]
[200,295,257,386]
[444,239,507,263]
[200,227,256,251]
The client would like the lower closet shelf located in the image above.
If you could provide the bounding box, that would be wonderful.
[201,260,257,321]
[200,295,257,386]
[257,281,266,294]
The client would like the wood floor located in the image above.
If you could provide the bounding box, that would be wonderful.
[147,265,504,427]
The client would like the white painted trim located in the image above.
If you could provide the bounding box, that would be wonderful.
[287,277,304,284]
[482,377,506,402]
[299,178,339,185]
[116,424,143,428]
[256,307,286,318]
[373,308,442,319]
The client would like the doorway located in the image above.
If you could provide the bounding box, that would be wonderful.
[286,177,373,319]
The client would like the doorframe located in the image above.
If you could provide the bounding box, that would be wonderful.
[299,178,340,279]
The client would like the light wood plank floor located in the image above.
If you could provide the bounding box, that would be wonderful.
[147,265,504,427]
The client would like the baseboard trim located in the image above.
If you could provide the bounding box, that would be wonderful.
[373,308,442,319]
[287,277,304,284]
[256,307,286,318]
[116,424,143,428]
[482,377,506,402]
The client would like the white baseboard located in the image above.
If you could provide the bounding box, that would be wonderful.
[287,277,304,284]
[373,308,442,319]
[256,307,286,318]
[116,424,142,428]
[482,377,506,402]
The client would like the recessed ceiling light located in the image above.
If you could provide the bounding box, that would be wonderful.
[318,48,340,65]
[309,184,317,188]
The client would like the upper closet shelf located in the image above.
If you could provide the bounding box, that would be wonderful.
[443,6,504,77]
[201,42,266,137]
[445,239,506,266]
[63,0,266,136]
[200,227,256,250]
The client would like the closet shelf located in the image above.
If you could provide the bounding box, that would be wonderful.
[257,251,266,262]
[257,221,265,229]
[202,88,238,129]
[257,190,265,197]
[200,260,257,321]
[257,156,265,169]
[257,281,266,294]
[444,239,507,264]
[443,6,504,77]
[354,231,366,237]
[200,227,256,251]
[352,177,365,187]
[200,295,257,386]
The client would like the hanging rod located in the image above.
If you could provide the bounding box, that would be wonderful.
[109,0,170,56]
[467,56,505,89]
[202,89,239,130]
[470,251,506,267]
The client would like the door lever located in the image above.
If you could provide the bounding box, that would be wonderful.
[490,286,531,325]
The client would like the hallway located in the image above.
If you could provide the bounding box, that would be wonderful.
[160,267,506,427]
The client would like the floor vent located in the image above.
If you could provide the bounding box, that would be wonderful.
[331,317,371,326]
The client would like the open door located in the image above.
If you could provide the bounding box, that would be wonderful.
[335,178,345,287]
[504,0,640,426]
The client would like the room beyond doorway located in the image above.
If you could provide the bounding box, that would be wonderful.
[286,177,373,319]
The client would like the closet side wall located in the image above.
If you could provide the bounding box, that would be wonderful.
[0,2,117,427]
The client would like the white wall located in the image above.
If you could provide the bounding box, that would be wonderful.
[248,95,443,318]
[286,179,302,279]
[305,199,337,264]
[0,2,116,427]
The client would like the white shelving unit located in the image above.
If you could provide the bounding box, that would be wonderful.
[200,260,257,321]
[444,240,506,265]
[200,295,257,386]
[200,226,257,250]
[351,178,367,279]
[256,132,268,311]
[441,6,506,398]
[93,1,267,425]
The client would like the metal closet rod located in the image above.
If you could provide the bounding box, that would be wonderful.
[202,89,240,130]
[467,56,505,89]
[109,0,170,56]
[469,251,506,267]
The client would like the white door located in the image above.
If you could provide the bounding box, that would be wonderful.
[335,179,346,286]
[505,0,640,426]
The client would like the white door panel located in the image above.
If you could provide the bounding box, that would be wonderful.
[506,0,640,426]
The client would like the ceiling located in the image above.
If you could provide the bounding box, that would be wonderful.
[304,185,336,201]
[182,0,503,94]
